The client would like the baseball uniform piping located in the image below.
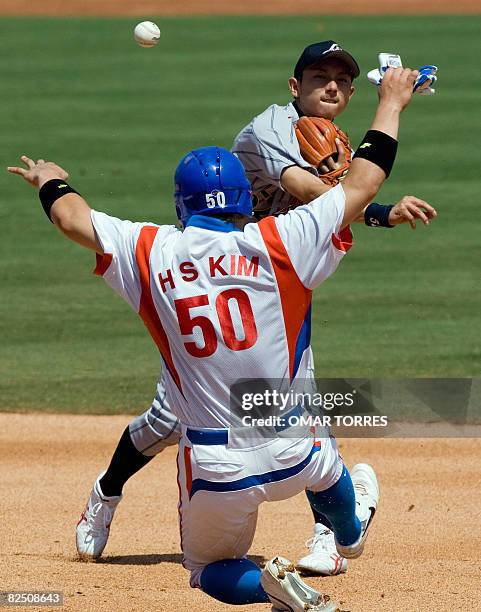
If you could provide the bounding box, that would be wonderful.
[188,441,321,499]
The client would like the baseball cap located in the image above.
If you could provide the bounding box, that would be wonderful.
[294,40,360,79]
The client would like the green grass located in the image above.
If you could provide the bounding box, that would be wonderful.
[0,15,480,413]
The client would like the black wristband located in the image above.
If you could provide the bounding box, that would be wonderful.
[353,129,398,177]
[39,179,80,223]
[364,203,394,228]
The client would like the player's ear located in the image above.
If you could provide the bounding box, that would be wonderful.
[288,77,300,98]
[348,85,355,102]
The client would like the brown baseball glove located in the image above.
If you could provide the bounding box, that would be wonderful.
[294,116,351,186]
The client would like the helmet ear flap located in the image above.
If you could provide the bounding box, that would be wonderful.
[174,185,186,225]
[175,203,183,225]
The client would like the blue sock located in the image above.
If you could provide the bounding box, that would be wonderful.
[199,558,269,605]
[306,464,361,546]
[306,490,334,530]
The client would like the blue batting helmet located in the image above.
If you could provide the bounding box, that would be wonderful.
[174,146,252,225]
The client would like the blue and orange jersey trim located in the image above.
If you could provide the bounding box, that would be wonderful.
[135,226,184,395]
[258,216,312,380]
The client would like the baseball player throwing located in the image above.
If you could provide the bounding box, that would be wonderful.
[10,65,428,610]
[232,40,436,573]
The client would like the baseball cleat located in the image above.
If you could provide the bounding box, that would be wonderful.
[76,472,122,560]
[297,524,347,576]
[261,556,341,611]
[335,463,379,560]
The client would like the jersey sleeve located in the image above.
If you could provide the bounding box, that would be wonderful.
[232,104,314,189]
[264,184,352,289]
[91,210,151,312]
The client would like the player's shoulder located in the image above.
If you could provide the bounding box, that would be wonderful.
[150,222,179,236]
[143,222,180,244]
[296,183,346,212]
[233,102,297,144]
[251,102,297,134]
[280,183,346,226]
[92,210,179,243]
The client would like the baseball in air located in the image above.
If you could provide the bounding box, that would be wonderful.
[134,21,161,48]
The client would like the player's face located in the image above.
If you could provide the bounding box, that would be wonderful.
[289,58,355,120]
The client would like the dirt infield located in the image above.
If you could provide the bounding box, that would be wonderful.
[0,0,480,15]
[1,413,479,611]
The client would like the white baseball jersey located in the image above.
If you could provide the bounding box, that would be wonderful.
[232,101,319,215]
[92,184,352,429]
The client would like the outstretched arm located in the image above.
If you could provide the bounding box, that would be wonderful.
[340,67,420,229]
[7,156,102,253]
[282,139,437,230]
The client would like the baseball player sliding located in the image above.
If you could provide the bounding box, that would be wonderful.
[10,65,430,610]
[68,40,437,579]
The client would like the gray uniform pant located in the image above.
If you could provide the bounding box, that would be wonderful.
[128,375,181,457]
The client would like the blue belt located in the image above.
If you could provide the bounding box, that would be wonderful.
[185,405,304,445]
[186,428,229,445]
